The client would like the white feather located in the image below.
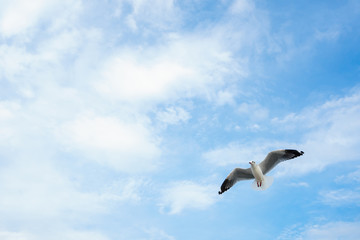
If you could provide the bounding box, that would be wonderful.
[251,175,274,190]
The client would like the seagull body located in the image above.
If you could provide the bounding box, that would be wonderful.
[218,149,304,194]
[249,161,264,187]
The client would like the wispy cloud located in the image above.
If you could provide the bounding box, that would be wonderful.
[144,228,176,240]
[51,230,109,240]
[273,88,360,176]
[300,221,360,240]
[156,107,191,126]
[57,112,161,172]
[0,161,105,222]
[278,221,360,240]
[230,0,255,14]
[203,141,291,167]
[315,29,340,41]
[204,87,360,177]
[0,230,110,240]
[1,0,359,239]
[335,166,360,183]
[92,32,242,107]
[286,182,309,188]
[100,178,149,203]
[94,54,193,103]
[0,231,33,240]
[203,142,264,167]
[237,102,269,121]
[319,188,360,207]
[0,0,81,37]
[158,181,218,214]
[117,0,179,31]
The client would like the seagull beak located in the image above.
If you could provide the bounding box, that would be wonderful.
[249,162,251,164]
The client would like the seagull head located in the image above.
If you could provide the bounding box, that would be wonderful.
[249,161,256,165]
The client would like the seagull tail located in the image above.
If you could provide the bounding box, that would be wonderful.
[251,175,274,191]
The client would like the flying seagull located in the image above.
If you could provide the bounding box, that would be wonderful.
[218,149,304,194]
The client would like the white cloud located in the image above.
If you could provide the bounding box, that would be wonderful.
[0,0,49,37]
[95,55,194,103]
[0,0,81,37]
[0,161,105,223]
[315,29,340,41]
[100,178,149,203]
[116,0,179,31]
[159,181,218,214]
[0,101,20,140]
[94,31,239,106]
[55,230,109,240]
[203,142,256,167]
[273,88,360,176]
[0,231,32,240]
[0,28,101,99]
[215,90,236,106]
[278,221,360,240]
[156,107,191,125]
[319,188,360,207]
[36,29,82,62]
[144,228,175,240]
[0,44,33,80]
[335,166,360,183]
[287,182,309,188]
[0,230,109,240]
[230,0,255,14]
[0,102,17,120]
[237,102,269,120]
[3,1,357,239]
[57,113,161,172]
[202,87,360,177]
[203,141,289,167]
[0,101,26,148]
[300,221,360,240]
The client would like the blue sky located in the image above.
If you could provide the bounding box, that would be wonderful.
[0,0,360,239]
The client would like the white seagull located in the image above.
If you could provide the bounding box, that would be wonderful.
[218,149,304,194]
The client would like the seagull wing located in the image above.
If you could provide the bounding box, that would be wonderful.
[259,149,304,175]
[218,168,254,194]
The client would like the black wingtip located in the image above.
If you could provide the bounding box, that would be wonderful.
[285,149,304,158]
[219,179,229,194]
[218,191,223,195]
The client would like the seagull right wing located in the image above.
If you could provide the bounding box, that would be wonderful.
[218,168,254,194]
[259,149,304,175]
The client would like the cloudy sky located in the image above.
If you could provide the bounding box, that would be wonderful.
[1,0,360,239]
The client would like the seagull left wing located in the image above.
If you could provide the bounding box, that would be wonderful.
[259,149,304,175]
[218,168,254,194]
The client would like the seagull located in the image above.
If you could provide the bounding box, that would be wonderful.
[218,149,304,194]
